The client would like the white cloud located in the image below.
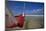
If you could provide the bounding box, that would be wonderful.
[31,8,43,14]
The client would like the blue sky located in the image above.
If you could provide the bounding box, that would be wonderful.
[7,1,44,16]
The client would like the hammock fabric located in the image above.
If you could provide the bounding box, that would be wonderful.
[6,15,25,28]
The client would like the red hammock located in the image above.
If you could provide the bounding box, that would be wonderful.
[6,15,25,28]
